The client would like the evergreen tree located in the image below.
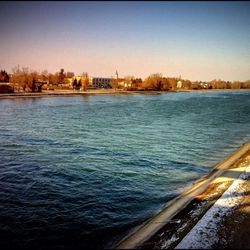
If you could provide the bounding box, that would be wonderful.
[0,70,10,82]
[73,78,77,89]
[58,68,65,84]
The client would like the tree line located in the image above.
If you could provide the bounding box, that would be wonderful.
[0,66,89,92]
[141,73,250,91]
[0,67,250,92]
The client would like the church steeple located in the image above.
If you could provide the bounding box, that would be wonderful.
[115,70,118,80]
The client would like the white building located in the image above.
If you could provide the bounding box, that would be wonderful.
[177,80,183,89]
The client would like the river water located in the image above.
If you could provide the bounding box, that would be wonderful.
[0,90,250,249]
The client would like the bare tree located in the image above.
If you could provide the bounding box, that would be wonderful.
[41,70,49,81]
[11,66,41,92]
[242,80,250,89]
[143,73,163,90]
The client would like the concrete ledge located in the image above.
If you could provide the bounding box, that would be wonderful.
[114,141,250,249]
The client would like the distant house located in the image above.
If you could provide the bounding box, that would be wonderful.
[115,71,137,89]
[65,77,73,86]
[0,83,14,93]
[117,79,134,89]
[177,80,183,89]
[66,75,90,89]
[199,82,211,89]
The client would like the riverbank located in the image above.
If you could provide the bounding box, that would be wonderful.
[114,141,250,249]
[0,88,249,99]
[0,89,164,99]
[0,89,130,98]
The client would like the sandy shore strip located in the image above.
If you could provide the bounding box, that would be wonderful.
[0,89,165,99]
[114,141,250,249]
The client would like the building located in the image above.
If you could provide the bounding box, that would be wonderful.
[177,80,183,89]
[67,71,128,89]
[90,77,113,88]
[0,83,14,93]
[199,82,211,89]
[89,71,121,89]
[114,71,135,89]
[117,79,132,89]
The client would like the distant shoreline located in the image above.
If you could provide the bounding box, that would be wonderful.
[180,88,250,93]
[0,88,250,99]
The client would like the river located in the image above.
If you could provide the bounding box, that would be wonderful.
[0,90,250,249]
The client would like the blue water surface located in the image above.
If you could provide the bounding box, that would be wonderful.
[0,90,250,249]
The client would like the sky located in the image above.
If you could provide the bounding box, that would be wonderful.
[0,1,250,81]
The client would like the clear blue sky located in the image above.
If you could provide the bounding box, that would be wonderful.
[0,1,250,81]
